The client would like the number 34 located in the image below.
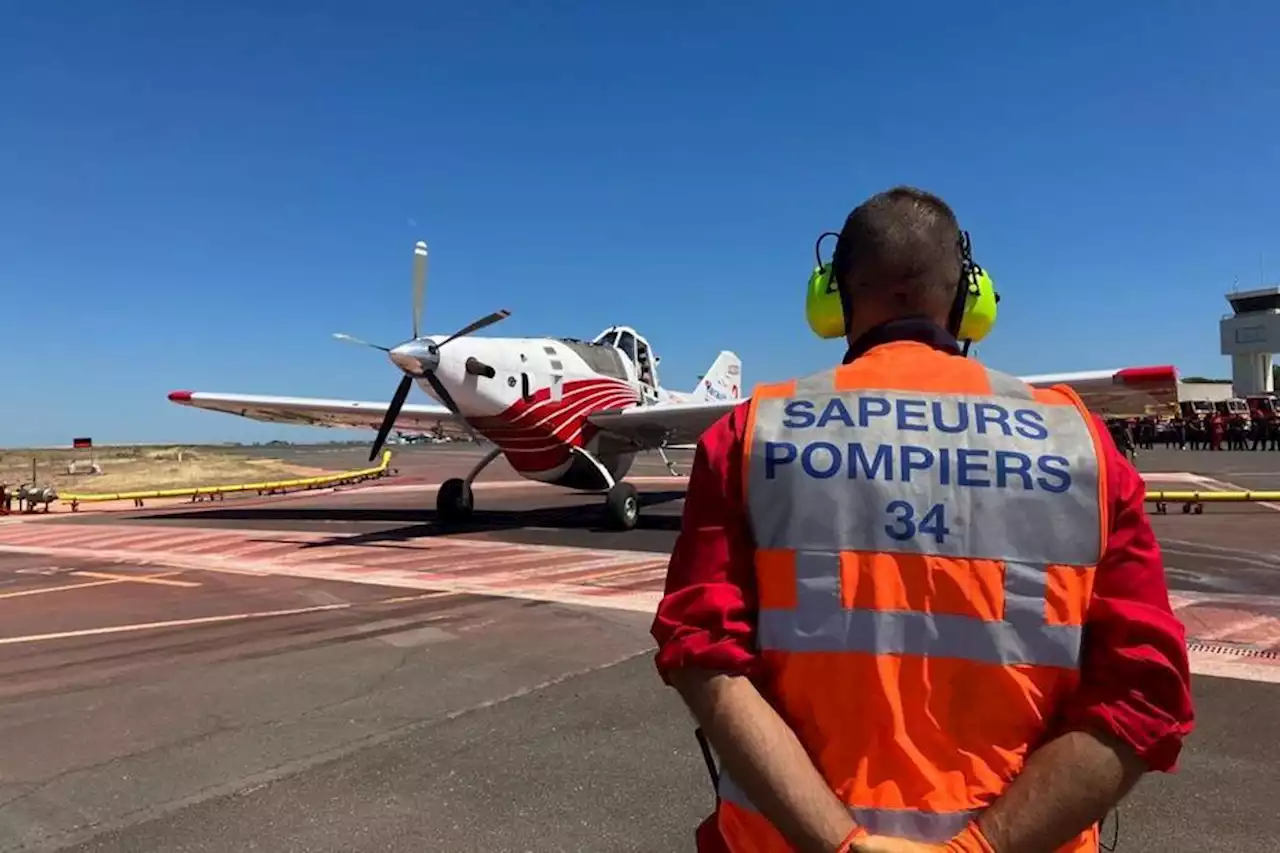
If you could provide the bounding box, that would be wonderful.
[885,500,951,543]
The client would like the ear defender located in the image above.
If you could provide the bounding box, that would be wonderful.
[804,230,1002,345]
[805,261,846,339]
[956,266,999,344]
[805,230,846,340]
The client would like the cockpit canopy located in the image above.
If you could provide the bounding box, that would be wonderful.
[592,325,659,388]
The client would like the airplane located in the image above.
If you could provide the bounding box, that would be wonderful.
[168,240,1181,531]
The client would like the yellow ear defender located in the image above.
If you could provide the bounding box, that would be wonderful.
[805,261,845,339]
[956,265,998,343]
[804,231,1000,346]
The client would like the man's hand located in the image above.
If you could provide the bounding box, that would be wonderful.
[851,836,941,853]
[670,669,857,853]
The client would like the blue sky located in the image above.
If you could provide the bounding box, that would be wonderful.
[3,1,1278,447]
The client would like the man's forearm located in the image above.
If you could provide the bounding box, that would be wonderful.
[671,668,856,853]
[977,729,1146,853]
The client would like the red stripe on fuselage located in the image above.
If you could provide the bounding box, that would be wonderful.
[474,379,633,431]
[481,386,636,443]
[469,378,640,474]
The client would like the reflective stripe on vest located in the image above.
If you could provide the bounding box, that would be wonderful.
[719,773,981,842]
[718,353,1105,851]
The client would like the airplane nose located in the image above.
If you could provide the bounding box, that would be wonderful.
[389,339,440,376]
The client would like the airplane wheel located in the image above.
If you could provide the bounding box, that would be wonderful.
[437,478,474,524]
[604,482,640,531]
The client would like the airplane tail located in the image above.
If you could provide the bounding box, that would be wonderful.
[692,351,743,403]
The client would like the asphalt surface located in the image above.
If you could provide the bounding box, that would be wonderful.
[0,445,1277,852]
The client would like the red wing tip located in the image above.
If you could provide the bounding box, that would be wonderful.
[168,390,194,403]
[1114,366,1178,386]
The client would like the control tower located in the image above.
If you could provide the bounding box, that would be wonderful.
[1220,286,1280,395]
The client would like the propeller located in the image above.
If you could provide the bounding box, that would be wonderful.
[332,333,389,352]
[334,240,511,461]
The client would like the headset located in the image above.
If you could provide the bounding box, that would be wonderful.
[805,228,1000,353]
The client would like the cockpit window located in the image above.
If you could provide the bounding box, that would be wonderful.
[558,340,628,379]
[617,331,637,364]
[634,339,655,386]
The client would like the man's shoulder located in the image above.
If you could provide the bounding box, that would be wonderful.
[696,400,752,458]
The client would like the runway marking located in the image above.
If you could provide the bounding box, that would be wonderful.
[0,570,191,600]
[70,570,201,587]
[0,590,453,646]
[1143,472,1210,484]
[0,524,668,613]
[1196,476,1280,513]
[0,576,138,599]
[1160,537,1280,563]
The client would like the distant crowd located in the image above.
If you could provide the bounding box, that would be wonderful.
[1106,412,1280,456]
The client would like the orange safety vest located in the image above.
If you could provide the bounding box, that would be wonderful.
[717,341,1109,852]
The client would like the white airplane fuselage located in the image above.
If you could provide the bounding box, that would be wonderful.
[414,326,721,490]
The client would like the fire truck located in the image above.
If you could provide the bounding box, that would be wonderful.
[1245,393,1279,420]
[1214,397,1251,418]
[1178,399,1216,419]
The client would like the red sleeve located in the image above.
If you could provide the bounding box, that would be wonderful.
[1058,414,1196,772]
[650,401,760,682]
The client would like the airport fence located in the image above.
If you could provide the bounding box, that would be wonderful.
[59,450,394,511]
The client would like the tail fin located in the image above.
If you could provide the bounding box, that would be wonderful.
[692,352,742,403]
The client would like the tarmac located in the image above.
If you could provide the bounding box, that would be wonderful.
[0,444,1277,852]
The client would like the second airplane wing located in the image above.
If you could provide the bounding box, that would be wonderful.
[587,364,1180,448]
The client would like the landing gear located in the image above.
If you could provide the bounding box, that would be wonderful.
[435,446,500,526]
[568,445,642,530]
[657,446,681,477]
[437,478,474,523]
[605,482,640,530]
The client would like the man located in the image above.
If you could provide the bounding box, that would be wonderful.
[651,187,1194,853]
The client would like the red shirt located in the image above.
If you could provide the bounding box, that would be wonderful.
[652,393,1195,775]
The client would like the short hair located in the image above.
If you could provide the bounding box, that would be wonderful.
[832,186,963,319]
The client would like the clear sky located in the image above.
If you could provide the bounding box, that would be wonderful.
[3,1,1278,447]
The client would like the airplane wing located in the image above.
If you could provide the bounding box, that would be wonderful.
[588,364,1179,448]
[166,391,469,438]
[588,399,741,448]
[1019,365,1180,416]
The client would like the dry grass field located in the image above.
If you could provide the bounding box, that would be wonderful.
[0,445,338,495]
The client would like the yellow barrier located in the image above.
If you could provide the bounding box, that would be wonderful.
[60,450,394,510]
[1146,490,1280,502]
[1145,488,1280,515]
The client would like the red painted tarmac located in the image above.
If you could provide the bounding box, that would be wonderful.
[0,462,1276,682]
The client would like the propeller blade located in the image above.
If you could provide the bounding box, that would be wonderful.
[412,241,428,339]
[333,332,390,352]
[422,371,461,415]
[370,375,414,461]
[438,310,511,346]
[423,372,483,442]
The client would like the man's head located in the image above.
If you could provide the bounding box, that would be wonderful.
[831,186,965,347]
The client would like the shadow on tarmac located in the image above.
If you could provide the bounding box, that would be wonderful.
[146,490,689,545]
